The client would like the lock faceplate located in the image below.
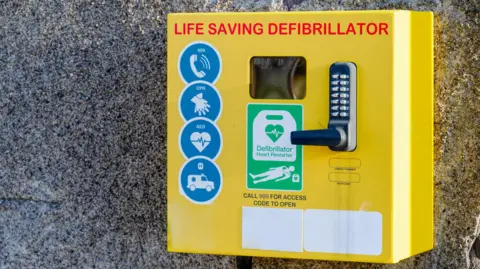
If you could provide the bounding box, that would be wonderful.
[328,62,357,151]
[290,62,357,152]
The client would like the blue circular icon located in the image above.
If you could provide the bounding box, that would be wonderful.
[178,41,222,84]
[179,157,222,204]
[179,81,222,122]
[179,118,222,160]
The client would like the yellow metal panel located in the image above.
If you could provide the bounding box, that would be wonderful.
[392,11,412,262]
[410,11,435,256]
[166,10,433,264]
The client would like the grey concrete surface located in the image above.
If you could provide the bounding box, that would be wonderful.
[0,0,479,268]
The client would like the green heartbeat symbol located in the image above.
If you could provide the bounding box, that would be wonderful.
[265,124,284,142]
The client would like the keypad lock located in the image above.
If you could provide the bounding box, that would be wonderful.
[290,62,357,152]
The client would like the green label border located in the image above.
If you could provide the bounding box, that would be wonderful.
[245,103,304,192]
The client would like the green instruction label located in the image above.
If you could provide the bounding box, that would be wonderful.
[246,104,303,191]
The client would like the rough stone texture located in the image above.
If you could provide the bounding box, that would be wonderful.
[0,0,478,268]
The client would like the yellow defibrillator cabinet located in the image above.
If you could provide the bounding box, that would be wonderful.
[166,10,434,263]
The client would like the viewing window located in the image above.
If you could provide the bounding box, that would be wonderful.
[250,56,306,100]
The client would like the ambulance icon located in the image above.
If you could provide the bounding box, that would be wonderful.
[179,156,222,204]
[187,173,215,192]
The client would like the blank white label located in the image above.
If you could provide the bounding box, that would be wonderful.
[303,209,382,255]
[242,206,303,252]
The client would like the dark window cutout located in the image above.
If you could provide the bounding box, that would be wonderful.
[250,56,306,100]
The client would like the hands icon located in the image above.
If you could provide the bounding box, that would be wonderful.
[191,93,211,116]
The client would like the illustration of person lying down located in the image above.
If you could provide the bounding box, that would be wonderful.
[249,166,295,184]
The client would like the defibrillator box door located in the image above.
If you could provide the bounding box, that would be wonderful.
[167,10,434,264]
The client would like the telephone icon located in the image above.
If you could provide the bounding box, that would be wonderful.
[190,54,210,78]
